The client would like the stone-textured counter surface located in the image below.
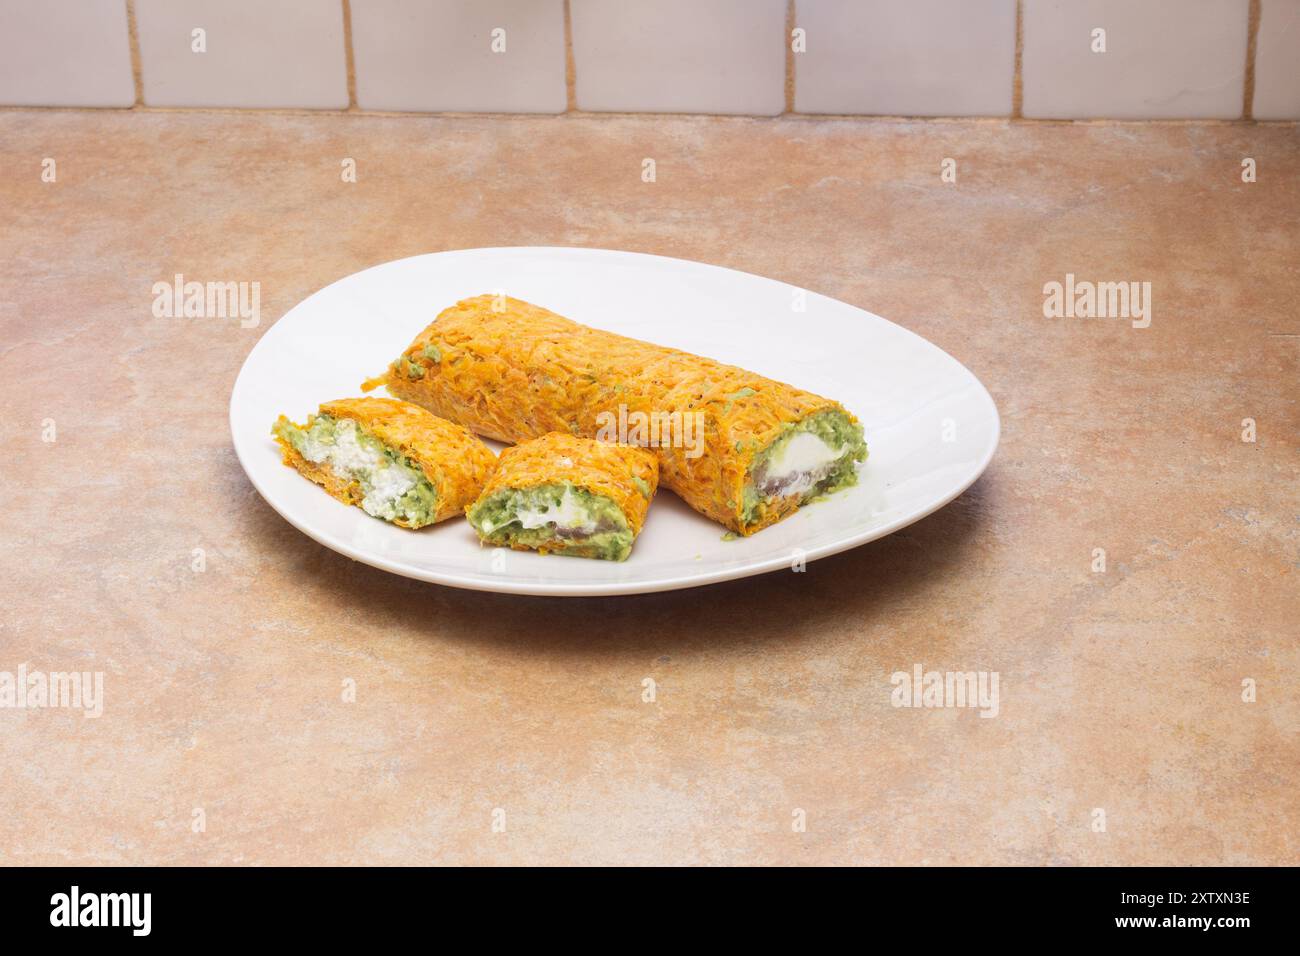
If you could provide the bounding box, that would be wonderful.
[1,111,1295,865]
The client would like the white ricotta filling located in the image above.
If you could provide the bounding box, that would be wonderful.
[764,432,846,496]
[298,419,417,519]
[514,488,596,533]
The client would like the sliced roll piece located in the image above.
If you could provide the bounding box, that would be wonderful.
[272,397,496,529]
[363,295,867,536]
[466,432,658,561]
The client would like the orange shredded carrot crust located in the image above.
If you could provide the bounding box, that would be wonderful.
[364,295,859,535]
[273,396,497,527]
[470,431,659,543]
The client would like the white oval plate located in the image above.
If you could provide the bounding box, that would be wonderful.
[230,247,998,596]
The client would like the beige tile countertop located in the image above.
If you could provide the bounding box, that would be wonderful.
[0,111,1296,866]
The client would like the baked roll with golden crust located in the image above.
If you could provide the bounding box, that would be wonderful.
[364,295,866,535]
[466,432,658,561]
[272,397,496,529]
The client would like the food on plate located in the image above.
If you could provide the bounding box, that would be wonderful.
[364,295,866,535]
[465,432,658,561]
[272,397,496,529]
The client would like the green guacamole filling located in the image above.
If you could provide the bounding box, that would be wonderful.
[467,483,634,561]
[740,410,867,527]
[274,413,439,527]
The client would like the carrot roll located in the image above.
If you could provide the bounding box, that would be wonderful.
[466,433,658,561]
[363,295,867,536]
[272,397,496,529]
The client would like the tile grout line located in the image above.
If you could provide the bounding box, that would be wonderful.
[1243,0,1260,120]
[126,0,144,107]
[1012,0,1024,119]
[564,0,577,112]
[342,0,359,110]
[784,0,795,114]
[1,103,1293,125]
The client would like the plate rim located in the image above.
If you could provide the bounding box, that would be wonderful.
[229,246,1001,596]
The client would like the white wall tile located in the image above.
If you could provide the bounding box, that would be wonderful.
[794,0,1015,116]
[572,0,785,115]
[135,0,347,108]
[351,0,565,113]
[1253,0,1300,119]
[1022,0,1249,119]
[0,0,134,107]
